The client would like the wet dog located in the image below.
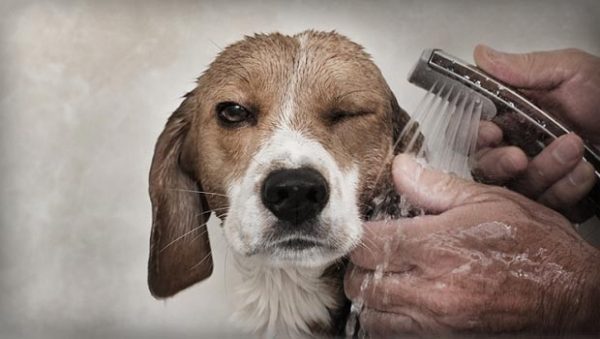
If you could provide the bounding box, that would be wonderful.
[147,30,417,337]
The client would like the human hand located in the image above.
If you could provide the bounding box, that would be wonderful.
[474,45,600,143]
[472,46,600,221]
[345,154,600,336]
[475,122,596,221]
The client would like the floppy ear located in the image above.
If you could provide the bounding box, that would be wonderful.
[148,98,213,298]
[390,92,423,154]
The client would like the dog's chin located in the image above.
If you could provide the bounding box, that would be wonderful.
[227,217,361,268]
[242,232,353,268]
[264,245,346,268]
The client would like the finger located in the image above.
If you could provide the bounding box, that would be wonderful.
[345,264,462,319]
[350,218,424,271]
[515,133,584,197]
[538,160,597,209]
[344,263,423,310]
[359,308,420,336]
[473,45,576,89]
[476,121,503,150]
[392,153,484,213]
[473,146,528,182]
[351,216,472,271]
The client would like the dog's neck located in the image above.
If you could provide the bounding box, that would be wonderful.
[231,255,345,337]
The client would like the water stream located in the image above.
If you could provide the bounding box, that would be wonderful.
[345,82,483,337]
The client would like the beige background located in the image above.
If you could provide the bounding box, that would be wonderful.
[1,0,599,337]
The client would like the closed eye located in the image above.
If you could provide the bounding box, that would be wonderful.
[328,110,373,124]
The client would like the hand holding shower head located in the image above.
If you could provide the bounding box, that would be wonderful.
[407,48,600,218]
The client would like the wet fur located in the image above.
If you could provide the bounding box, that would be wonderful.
[148,30,417,336]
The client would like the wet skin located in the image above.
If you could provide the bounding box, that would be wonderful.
[345,154,600,335]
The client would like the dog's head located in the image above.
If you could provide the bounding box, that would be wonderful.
[148,31,413,298]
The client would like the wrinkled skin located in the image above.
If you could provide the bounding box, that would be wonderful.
[472,46,599,221]
[345,154,600,336]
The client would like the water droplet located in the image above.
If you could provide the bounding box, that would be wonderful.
[464,75,470,80]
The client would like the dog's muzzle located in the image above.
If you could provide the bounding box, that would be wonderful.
[261,167,329,224]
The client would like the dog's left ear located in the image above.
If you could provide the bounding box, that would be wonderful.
[148,98,213,298]
[390,92,422,154]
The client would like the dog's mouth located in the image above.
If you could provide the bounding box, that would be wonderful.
[270,237,329,251]
[258,233,343,267]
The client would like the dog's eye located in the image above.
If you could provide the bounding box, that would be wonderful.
[328,111,369,124]
[216,102,252,126]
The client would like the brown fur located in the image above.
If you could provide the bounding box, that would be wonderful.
[148,30,414,333]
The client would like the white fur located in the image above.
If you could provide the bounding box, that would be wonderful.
[221,33,363,336]
[231,256,338,338]
[223,127,362,265]
[280,32,310,127]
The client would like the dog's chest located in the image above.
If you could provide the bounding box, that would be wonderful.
[231,257,340,337]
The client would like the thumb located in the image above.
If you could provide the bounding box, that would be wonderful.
[392,154,482,213]
[473,44,574,90]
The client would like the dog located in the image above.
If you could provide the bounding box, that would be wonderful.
[147,30,418,337]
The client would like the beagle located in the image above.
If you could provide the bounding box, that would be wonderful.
[148,30,418,337]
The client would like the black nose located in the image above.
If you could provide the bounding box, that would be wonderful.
[261,168,329,224]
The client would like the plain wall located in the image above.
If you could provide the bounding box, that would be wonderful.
[1,0,599,337]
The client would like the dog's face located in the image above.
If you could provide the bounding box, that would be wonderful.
[148,31,412,298]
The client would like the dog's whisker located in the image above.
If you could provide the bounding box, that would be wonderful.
[356,243,375,258]
[160,228,209,252]
[359,237,378,256]
[157,222,210,253]
[194,206,230,218]
[189,251,213,271]
[148,31,420,336]
[168,188,228,197]
[194,210,214,219]
[188,228,210,244]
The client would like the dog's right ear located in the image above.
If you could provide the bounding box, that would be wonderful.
[148,97,213,298]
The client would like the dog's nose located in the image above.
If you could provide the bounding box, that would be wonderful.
[261,168,329,224]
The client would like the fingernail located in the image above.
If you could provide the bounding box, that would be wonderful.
[552,135,581,165]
